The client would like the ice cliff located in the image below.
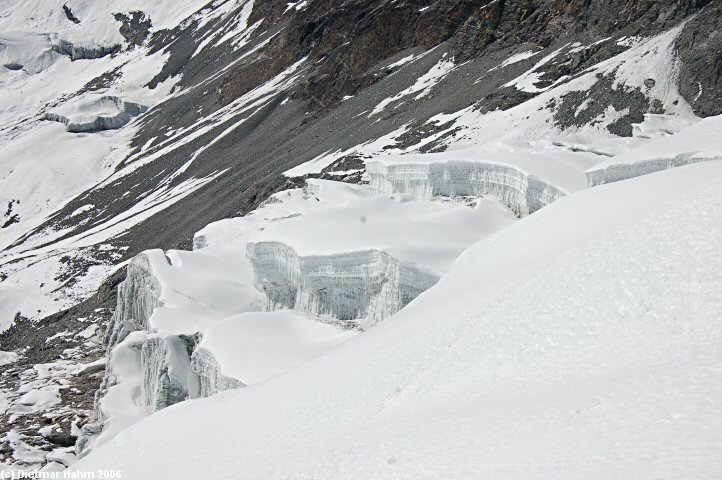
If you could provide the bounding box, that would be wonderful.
[587,116,722,186]
[366,160,567,217]
[77,253,237,456]
[247,242,439,327]
[364,146,596,217]
[44,96,148,133]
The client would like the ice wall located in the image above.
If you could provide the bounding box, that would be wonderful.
[191,347,245,397]
[78,254,242,457]
[139,334,200,412]
[105,253,160,349]
[587,116,722,186]
[51,40,121,61]
[366,160,567,217]
[247,242,439,327]
[44,96,148,133]
[586,154,708,186]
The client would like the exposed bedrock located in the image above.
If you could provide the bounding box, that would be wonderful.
[675,1,722,117]
[247,242,439,327]
[366,160,567,217]
[43,96,148,133]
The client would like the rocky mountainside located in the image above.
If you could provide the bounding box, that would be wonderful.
[0,0,720,475]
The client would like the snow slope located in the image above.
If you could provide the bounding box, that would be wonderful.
[73,160,722,479]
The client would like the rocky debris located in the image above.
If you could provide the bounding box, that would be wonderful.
[114,11,152,48]
[554,71,665,136]
[289,155,368,185]
[75,67,124,96]
[2,215,20,229]
[0,269,124,469]
[476,86,537,113]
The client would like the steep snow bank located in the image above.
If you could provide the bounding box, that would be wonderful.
[74,161,722,479]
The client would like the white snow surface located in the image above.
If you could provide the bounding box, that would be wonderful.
[74,160,722,479]
[198,310,356,385]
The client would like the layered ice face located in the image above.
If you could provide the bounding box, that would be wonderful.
[365,143,598,216]
[248,244,439,327]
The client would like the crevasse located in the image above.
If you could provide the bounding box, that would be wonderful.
[247,242,439,328]
[365,160,567,216]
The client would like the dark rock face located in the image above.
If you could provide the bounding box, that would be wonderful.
[114,11,152,48]
[554,72,665,136]
[676,0,722,116]
[62,4,81,25]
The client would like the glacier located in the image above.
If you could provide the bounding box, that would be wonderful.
[78,178,517,455]
[71,160,722,480]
